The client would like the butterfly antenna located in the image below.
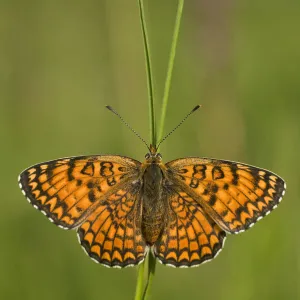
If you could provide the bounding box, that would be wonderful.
[157,105,201,149]
[106,105,150,151]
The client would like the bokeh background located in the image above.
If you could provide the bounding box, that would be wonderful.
[1,1,299,299]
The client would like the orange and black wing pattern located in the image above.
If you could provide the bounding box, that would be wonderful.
[154,190,226,267]
[19,155,147,267]
[78,188,147,268]
[18,155,140,229]
[166,158,286,234]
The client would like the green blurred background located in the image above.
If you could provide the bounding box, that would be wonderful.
[1,1,299,299]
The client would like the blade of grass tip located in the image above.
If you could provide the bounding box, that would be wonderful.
[138,0,156,147]
[143,251,157,300]
[158,0,185,145]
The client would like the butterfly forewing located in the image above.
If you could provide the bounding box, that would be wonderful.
[166,158,286,234]
[19,155,141,229]
[154,190,226,267]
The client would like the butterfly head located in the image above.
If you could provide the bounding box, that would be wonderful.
[145,144,162,163]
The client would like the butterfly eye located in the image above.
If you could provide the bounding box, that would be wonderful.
[145,153,150,159]
[157,153,162,159]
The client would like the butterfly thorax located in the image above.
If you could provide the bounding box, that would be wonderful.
[141,151,167,245]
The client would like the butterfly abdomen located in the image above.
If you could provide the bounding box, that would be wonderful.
[141,164,166,244]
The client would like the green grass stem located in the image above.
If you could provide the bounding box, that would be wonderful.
[158,0,185,145]
[135,0,185,299]
[138,0,156,147]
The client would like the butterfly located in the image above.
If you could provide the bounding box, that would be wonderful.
[18,106,286,268]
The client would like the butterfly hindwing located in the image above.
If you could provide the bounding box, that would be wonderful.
[154,189,226,267]
[19,155,141,229]
[166,158,286,233]
[77,187,147,268]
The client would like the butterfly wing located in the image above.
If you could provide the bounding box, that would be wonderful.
[19,155,141,229]
[154,189,226,267]
[78,187,147,268]
[165,158,286,234]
